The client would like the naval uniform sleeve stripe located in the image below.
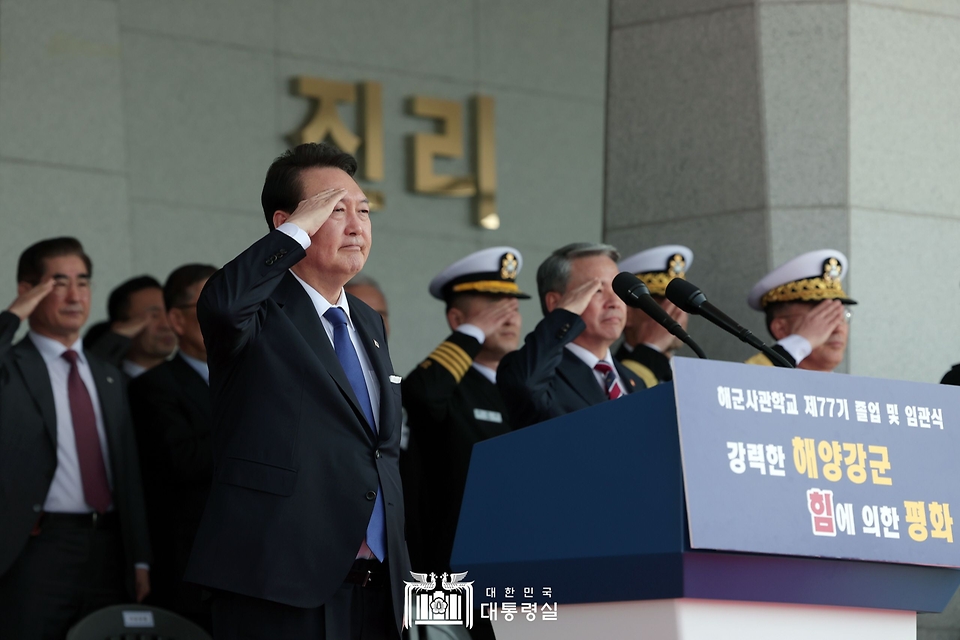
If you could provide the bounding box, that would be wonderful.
[433,344,471,374]
[428,349,468,380]
[435,341,472,372]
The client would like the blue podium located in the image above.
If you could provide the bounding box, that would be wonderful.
[451,358,960,639]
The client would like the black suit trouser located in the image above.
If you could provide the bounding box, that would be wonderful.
[0,515,126,640]
[211,567,398,640]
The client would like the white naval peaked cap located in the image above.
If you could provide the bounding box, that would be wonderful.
[617,245,693,296]
[428,246,531,301]
[748,249,856,311]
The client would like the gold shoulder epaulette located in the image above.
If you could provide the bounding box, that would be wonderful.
[424,340,472,381]
[621,360,659,389]
[745,353,774,367]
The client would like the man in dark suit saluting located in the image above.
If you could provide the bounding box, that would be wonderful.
[185,143,409,639]
[498,242,646,428]
[0,237,151,640]
[128,263,218,630]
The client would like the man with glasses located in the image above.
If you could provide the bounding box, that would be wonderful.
[746,250,855,372]
[128,263,218,631]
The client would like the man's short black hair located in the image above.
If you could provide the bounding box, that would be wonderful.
[108,276,162,322]
[260,142,358,230]
[164,264,218,310]
[17,237,92,284]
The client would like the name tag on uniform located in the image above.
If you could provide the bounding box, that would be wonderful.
[474,408,503,423]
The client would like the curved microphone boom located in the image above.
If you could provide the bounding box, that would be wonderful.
[612,272,707,359]
[664,278,794,368]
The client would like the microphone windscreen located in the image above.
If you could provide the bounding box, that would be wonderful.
[665,278,705,314]
[613,272,648,301]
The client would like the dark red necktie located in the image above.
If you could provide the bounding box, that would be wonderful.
[62,350,111,514]
[594,361,623,400]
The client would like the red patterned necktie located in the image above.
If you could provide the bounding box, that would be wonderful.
[594,361,623,400]
[62,350,111,514]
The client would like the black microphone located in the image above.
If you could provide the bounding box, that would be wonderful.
[612,272,707,359]
[664,279,794,368]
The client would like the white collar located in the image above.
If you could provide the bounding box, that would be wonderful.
[472,362,497,385]
[564,342,615,371]
[29,331,86,365]
[291,271,352,325]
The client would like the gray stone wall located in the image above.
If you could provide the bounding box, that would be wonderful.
[0,0,609,375]
[606,0,960,383]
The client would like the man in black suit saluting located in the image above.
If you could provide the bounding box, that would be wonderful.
[497,242,646,428]
[0,237,151,640]
[185,143,409,639]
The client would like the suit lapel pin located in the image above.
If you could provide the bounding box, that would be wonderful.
[374,340,380,348]
[106,376,114,384]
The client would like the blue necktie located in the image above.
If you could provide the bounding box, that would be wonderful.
[323,306,386,561]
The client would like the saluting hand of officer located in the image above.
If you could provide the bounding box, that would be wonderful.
[467,298,519,339]
[277,187,347,236]
[792,300,846,349]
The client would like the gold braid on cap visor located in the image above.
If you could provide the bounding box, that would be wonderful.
[760,277,848,308]
[451,281,521,295]
[636,272,682,297]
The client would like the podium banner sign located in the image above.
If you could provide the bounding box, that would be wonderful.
[673,356,960,567]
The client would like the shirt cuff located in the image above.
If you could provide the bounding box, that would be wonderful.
[777,334,812,365]
[456,324,486,345]
[277,222,311,250]
[134,563,150,571]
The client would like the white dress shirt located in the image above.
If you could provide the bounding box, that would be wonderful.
[179,352,209,385]
[29,332,114,513]
[777,334,813,365]
[455,323,486,345]
[564,342,626,396]
[122,360,148,379]
[472,362,497,385]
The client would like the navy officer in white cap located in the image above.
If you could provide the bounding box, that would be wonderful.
[746,249,855,372]
[401,247,525,634]
[616,245,693,387]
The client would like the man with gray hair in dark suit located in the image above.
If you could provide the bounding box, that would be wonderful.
[497,242,646,429]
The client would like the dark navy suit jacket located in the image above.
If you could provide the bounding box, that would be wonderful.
[184,230,410,631]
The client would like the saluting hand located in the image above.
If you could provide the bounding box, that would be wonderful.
[557,278,601,317]
[468,298,519,339]
[792,300,846,349]
[7,279,56,320]
[284,188,347,236]
[110,315,151,339]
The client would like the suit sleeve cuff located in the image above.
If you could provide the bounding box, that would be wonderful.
[277,222,311,250]
[455,323,486,345]
[777,334,812,364]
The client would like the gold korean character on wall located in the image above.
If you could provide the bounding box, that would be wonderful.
[290,76,384,210]
[410,95,498,230]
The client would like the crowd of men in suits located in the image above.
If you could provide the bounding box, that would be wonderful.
[1,141,957,640]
